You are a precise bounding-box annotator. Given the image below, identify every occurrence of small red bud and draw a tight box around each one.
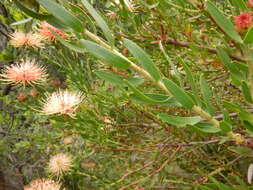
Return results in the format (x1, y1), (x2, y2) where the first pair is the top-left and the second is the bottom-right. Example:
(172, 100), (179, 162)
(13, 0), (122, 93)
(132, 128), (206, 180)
(17, 93), (27, 102)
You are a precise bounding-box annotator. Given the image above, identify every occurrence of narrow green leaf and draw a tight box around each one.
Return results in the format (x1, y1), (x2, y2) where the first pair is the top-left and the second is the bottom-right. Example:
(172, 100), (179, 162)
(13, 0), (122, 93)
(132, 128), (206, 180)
(241, 81), (253, 103)
(123, 38), (162, 81)
(200, 75), (212, 100)
(124, 80), (172, 104)
(81, 0), (114, 45)
(239, 111), (253, 123)
(222, 109), (231, 123)
(192, 123), (221, 133)
(220, 121), (232, 133)
(200, 75), (216, 115)
(230, 0), (248, 11)
(14, 0), (51, 20)
(37, 0), (83, 32)
(217, 47), (244, 85)
(206, 1), (242, 43)
(11, 18), (33, 26)
(243, 121), (253, 133)
(228, 146), (253, 157)
(95, 71), (124, 87)
(181, 61), (201, 105)
(159, 113), (202, 127)
(130, 94), (181, 106)
(244, 27), (253, 44)
(223, 101), (242, 112)
(95, 71), (143, 88)
(162, 79), (195, 109)
(80, 40), (131, 69)
(198, 186), (213, 190)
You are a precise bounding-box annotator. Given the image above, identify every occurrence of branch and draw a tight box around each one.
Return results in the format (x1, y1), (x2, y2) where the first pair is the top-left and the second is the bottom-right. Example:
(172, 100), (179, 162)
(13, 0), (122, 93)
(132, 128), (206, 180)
(165, 37), (245, 62)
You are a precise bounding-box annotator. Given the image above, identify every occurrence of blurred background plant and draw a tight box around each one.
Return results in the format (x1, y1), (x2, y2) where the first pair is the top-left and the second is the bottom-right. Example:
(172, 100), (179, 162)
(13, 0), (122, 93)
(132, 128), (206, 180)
(1, 0), (253, 189)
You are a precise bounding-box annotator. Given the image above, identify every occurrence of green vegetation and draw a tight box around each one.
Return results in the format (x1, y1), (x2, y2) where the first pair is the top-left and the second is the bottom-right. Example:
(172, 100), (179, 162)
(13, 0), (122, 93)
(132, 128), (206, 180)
(1, 0), (253, 189)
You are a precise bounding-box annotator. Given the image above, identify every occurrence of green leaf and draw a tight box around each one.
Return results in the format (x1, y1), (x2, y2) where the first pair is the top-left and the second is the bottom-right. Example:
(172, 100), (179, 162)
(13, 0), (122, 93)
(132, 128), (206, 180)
(241, 81), (253, 103)
(198, 186), (213, 190)
(181, 61), (200, 105)
(223, 101), (242, 112)
(54, 35), (86, 53)
(230, 0), (248, 11)
(192, 123), (221, 133)
(11, 17), (33, 26)
(81, 0), (114, 45)
(95, 71), (144, 88)
(243, 121), (253, 133)
(239, 111), (253, 123)
(200, 75), (216, 115)
(244, 27), (253, 44)
(206, 1), (242, 43)
(37, 0), (83, 32)
(220, 121), (232, 133)
(222, 109), (231, 123)
(162, 78), (195, 109)
(217, 47), (243, 85)
(158, 113), (202, 127)
(14, 0), (51, 20)
(95, 71), (125, 87)
(80, 40), (131, 69)
(124, 80), (172, 104)
(228, 146), (253, 157)
(200, 75), (212, 100)
(123, 38), (162, 81)
(130, 94), (181, 106)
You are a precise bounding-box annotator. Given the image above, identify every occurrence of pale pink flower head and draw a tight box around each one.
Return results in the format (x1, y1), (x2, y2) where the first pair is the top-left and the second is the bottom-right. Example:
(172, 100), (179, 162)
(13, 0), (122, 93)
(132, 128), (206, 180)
(247, 0), (253, 8)
(39, 22), (68, 40)
(9, 31), (43, 47)
(48, 153), (73, 176)
(41, 90), (84, 116)
(0, 60), (47, 86)
(234, 12), (253, 30)
(23, 178), (62, 190)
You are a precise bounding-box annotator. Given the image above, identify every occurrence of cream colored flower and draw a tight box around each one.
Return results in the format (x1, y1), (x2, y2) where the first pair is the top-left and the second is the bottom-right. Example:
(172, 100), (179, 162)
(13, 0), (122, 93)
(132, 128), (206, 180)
(48, 153), (73, 176)
(0, 60), (47, 86)
(10, 31), (43, 47)
(41, 90), (84, 116)
(23, 178), (62, 190)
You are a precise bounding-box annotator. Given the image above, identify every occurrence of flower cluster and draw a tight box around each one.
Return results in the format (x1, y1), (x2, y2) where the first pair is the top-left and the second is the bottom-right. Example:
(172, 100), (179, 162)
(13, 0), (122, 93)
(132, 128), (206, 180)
(41, 90), (84, 117)
(10, 31), (43, 47)
(39, 22), (69, 40)
(48, 153), (73, 176)
(24, 178), (62, 190)
(233, 1), (253, 31)
(234, 12), (253, 30)
(0, 60), (47, 86)
(10, 22), (68, 48)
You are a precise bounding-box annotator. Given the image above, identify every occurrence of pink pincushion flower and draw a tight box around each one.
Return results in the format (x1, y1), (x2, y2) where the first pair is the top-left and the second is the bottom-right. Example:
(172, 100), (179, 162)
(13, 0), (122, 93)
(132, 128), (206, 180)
(234, 12), (253, 30)
(24, 178), (62, 190)
(39, 22), (68, 40)
(41, 90), (84, 116)
(0, 60), (47, 86)
(9, 31), (43, 47)
(48, 153), (73, 176)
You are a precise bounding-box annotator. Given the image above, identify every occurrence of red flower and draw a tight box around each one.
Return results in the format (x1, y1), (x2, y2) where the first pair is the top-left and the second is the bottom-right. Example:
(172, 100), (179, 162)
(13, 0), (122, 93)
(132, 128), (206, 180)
(17, 93), (27, 102)
(234, 12), (253, 30)
(39, 22), (68, 40)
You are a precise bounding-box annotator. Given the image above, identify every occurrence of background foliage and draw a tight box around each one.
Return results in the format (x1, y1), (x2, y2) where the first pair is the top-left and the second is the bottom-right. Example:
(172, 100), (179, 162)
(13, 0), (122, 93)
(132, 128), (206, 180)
(1, 0), (253, 189)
